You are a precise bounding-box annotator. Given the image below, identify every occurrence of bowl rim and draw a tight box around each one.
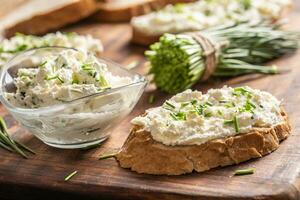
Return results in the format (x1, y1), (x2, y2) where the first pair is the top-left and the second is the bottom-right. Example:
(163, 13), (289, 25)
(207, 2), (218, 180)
(0, 47), (147, 114)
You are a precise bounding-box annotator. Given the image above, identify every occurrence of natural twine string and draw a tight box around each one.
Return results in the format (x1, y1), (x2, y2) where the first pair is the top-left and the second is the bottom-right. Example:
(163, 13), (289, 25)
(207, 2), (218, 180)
(187, 32), (218, 81)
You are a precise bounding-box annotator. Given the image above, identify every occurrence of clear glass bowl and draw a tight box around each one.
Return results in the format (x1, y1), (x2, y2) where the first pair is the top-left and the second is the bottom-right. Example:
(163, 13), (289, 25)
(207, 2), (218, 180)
(0, 47), (147, 149)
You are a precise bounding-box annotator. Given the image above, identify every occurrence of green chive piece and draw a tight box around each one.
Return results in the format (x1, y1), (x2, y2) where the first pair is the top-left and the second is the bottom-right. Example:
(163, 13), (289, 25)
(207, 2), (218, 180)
(164, 101), (176, 109)
(170, 113), (178, 120)
(224, 119), (234, 125)
(234, 168), (255, 176)
(126, 61), (139, 70)
(39, 61), (47, 67)
(234, 116), (240, 133)
(64, 170), (78, 181)
(0, 117), (34, 158)
(99, 152), (118, 160)
(148, 94), (155, 104)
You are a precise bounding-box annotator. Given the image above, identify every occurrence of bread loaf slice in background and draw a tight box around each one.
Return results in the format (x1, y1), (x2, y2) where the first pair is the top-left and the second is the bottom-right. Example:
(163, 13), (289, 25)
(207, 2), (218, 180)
(0, 0), (97, 37)
(91, 0), (195, 22)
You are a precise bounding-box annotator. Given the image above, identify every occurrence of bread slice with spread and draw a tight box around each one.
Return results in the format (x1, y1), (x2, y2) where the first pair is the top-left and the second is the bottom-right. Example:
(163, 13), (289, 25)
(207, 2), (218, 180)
(131, 0), (292, 45)
(117, 86), (291, 175)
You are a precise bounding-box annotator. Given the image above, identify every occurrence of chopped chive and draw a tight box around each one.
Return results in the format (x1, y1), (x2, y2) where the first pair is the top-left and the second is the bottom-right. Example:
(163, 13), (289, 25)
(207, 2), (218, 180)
(224, 119), (234, 125)
(204, 112), (212, 117)
(234, 168), (255, 176)
(247, 100), (256, 108)
(57, 76), (64, 83)
(217, 110), (223, 116)
(165, 101), (176, 109)
(39, 61), (47, 67)
(126, 61), (139, 70)
(234, 116), (240, 133)
(98, 75), (110, 88)
(191, 99), (197, 105)
(181, 102), (189, 108)
(99, 152), (117, 160)
(64, 170), (77, 181)
(259, 105), (264, 108)
(205, 101), (213, 106)
(170, 113), (178, 120)
(219, 100), (228, 103)
(148, 94), (155, 104)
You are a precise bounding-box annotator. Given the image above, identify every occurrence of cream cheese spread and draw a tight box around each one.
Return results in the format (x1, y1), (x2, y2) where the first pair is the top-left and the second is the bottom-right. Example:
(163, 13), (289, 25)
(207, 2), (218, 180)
(132, 86), (284, 146)
(0, 32), (103, 68)
(131, 0), (291, 35)
(5, 49), (132, 108)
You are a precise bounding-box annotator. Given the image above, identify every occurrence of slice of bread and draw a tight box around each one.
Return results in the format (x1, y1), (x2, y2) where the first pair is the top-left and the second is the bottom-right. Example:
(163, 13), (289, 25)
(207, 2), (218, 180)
(131, 1), (292, 46)
(117, 109), (291, 175)
(91, 0), (195, 22)
(0, 0), (97, 37)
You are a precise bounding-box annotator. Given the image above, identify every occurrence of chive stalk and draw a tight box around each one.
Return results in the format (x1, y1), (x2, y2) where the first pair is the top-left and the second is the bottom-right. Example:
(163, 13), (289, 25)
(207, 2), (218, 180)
(146, 22), (300, 93)
(234, 168), (255, 176)
(64, 170), (78, 181)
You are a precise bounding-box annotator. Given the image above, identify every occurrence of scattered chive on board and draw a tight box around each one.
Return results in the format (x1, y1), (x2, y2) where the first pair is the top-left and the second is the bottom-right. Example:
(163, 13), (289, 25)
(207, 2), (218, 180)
(148, 94), (155, 104)
(64, 170), (78, 181)
(99, 152), (118, 160)
(234, 168), (255, 176)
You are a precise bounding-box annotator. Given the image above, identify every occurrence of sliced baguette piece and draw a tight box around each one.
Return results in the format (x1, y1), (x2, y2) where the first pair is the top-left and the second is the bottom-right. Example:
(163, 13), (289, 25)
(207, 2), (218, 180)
(131, 0), (293, 46)
(1, 0), (97, 38)
(117, 109), (291, 175)
(91, 0), (195, 22)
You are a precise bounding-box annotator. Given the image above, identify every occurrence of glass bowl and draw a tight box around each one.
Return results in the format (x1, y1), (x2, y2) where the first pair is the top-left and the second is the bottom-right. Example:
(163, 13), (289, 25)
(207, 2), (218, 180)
(0, 47), (147, 149)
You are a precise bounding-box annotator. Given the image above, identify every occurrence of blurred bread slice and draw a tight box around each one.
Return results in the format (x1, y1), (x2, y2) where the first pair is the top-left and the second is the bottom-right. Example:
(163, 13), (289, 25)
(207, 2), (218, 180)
(1, 0), (97, 37)
(91, 0), (195, 22)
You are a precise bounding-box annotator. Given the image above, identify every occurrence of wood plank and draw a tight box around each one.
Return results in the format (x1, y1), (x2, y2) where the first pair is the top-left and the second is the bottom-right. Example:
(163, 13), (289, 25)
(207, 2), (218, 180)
(0, 3), (300, 200)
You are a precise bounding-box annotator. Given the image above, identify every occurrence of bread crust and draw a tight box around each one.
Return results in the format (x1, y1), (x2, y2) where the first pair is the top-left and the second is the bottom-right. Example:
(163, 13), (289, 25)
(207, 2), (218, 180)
(4, 0), (97, 37)
(91, 0), (196, 22)
(116, 109), (291, 175)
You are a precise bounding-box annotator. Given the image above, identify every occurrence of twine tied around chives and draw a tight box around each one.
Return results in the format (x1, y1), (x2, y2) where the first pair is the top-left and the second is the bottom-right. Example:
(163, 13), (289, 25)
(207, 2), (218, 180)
(187, 32), (219, 81)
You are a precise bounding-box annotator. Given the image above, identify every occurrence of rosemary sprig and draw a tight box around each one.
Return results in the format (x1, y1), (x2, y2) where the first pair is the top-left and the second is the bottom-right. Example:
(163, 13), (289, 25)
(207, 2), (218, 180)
(0, 117), (35, 158)
(64, 170), (78, 181)
(234, 168), (255, 176)
(146, 21), (300, 93)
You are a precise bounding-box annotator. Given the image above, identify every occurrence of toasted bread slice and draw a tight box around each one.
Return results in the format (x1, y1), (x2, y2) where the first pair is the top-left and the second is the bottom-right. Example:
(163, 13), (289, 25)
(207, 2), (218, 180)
(91, 0), (195, 22)
(117, 109), (291, 175)
(1, 0), (97, 37)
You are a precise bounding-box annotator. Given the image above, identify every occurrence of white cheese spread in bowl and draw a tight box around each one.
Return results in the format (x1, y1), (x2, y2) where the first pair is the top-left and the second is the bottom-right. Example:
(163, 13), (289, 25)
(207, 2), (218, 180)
(132, 86), (283, 146)
(0, 47), (146, 149)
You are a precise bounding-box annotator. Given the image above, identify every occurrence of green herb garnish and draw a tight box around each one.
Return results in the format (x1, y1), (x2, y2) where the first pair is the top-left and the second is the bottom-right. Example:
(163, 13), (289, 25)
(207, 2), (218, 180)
(64, 170), (78, 181)
(170, 112), (186, 121)
(45, 75), (64, 83)
(164, 101), (176, 109)
(99, 152), (118, 160)
(234, 168), (255, 176)
(0, 117), (35, 158)
(148, 94), (155, 104)
(233, 116), (240, 133)
(39, 61), (47, 67)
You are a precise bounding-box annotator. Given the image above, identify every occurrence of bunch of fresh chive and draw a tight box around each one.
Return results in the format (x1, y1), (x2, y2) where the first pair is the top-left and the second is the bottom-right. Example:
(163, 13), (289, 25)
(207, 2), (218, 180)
(146, 21), (300, 93)
(0, 117), (35, 158)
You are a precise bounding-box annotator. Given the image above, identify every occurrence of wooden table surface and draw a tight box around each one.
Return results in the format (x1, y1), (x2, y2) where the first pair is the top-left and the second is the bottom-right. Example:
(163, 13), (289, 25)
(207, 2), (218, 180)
(0, 2), (300, 200)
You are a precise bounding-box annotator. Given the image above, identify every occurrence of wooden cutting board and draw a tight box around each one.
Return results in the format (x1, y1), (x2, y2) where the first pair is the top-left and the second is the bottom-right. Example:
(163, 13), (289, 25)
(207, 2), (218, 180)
(0, 4), (300, 200)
